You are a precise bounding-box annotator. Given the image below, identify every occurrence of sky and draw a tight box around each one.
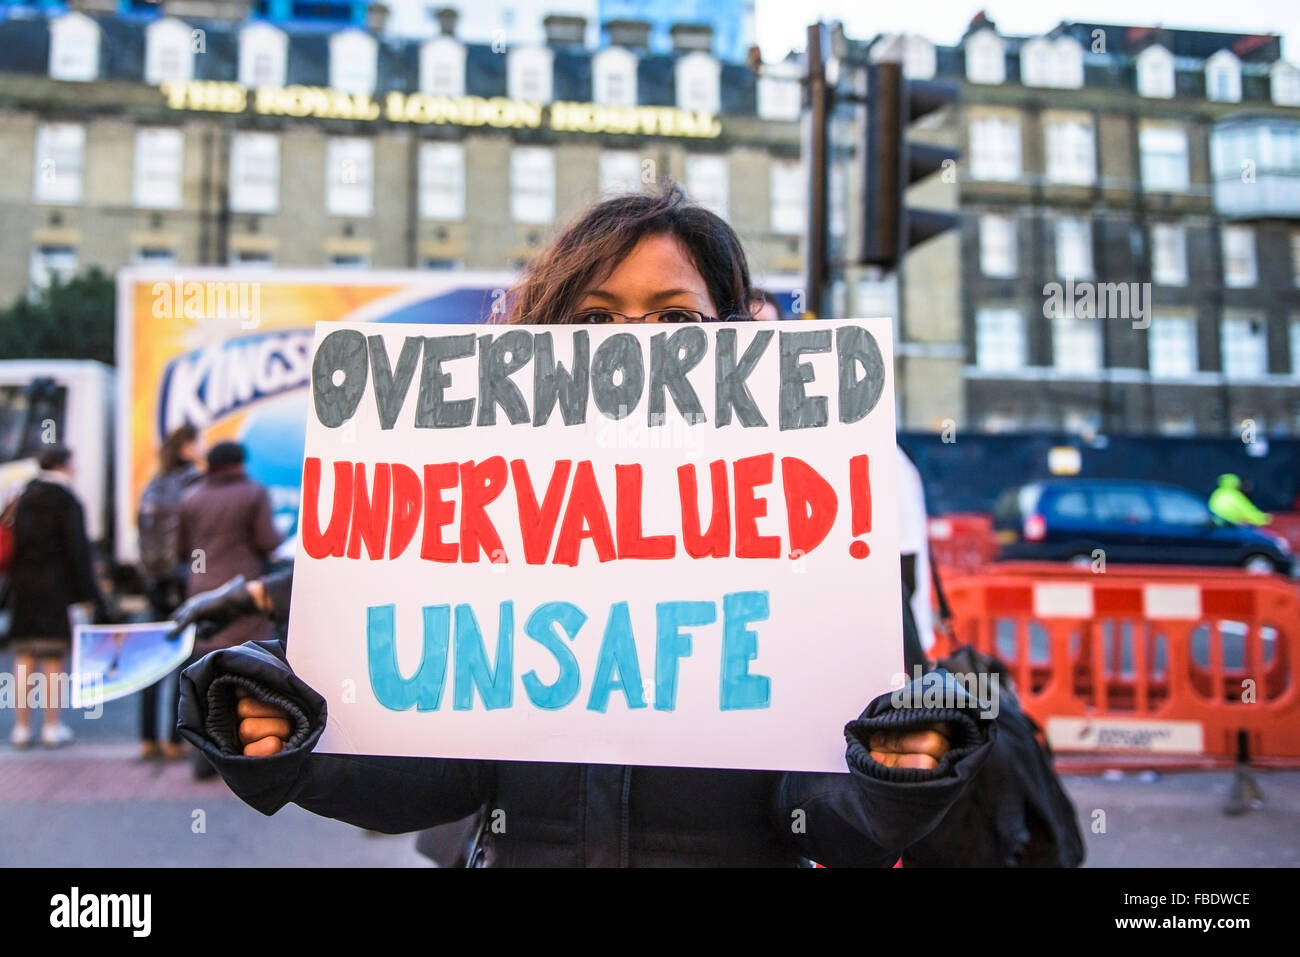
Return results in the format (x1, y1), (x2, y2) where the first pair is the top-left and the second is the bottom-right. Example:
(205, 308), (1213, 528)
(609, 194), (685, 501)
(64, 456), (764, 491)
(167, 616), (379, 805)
(754, 0), (1300, 60)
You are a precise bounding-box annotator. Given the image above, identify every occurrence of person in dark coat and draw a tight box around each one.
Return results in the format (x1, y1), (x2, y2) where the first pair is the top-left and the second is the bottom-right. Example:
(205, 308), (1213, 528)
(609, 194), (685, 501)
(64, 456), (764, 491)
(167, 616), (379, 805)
(7, 446), (102, 749)
(176, 186), (998, 865)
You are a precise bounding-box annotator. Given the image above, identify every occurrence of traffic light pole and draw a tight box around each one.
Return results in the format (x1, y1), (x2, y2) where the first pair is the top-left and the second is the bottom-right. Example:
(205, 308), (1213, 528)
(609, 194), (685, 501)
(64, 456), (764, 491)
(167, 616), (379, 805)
(803, 23), (830, 319)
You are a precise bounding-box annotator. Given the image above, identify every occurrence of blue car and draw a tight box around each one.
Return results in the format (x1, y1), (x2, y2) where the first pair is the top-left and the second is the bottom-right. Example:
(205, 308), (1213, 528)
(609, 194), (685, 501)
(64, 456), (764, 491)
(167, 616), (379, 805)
(993, 478), (1295, 574)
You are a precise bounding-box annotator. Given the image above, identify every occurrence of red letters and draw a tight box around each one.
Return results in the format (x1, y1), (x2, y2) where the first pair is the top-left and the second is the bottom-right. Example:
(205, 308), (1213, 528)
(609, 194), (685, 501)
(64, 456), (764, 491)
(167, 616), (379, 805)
(420, 462), (458, 562)
(733, 453), (781, 559)
(459, 457), (508, 563)
(615, 464), (675, 560)
(513, 459), (572, 564)
(301, 457), (351, 559)
(552, 461), (617, 566)
(677, 460), (730, 558)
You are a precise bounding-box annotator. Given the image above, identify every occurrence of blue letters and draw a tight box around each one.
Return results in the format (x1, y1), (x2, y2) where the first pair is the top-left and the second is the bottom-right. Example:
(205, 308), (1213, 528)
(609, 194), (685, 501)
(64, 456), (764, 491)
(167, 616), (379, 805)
(453, 602), (514, 710)
(366, 603), (450, 711)
(587, 601), (647, 713)
(721, 591), (772, 710)
(654, 600), (717, 711)
(522, 602), (585, 709)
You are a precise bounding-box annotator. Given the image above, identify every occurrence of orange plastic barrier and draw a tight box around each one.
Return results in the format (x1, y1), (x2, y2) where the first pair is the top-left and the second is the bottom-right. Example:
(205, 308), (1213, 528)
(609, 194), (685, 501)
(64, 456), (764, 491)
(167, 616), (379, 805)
(1269, 512), (1300, 555)
(930, 562), (1300, 769)
(928, 513), (997, 576)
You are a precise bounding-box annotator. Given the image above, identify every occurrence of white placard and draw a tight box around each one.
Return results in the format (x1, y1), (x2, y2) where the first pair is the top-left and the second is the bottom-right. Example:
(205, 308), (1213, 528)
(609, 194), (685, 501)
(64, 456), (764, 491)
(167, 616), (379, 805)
(287, 319), (902, 772)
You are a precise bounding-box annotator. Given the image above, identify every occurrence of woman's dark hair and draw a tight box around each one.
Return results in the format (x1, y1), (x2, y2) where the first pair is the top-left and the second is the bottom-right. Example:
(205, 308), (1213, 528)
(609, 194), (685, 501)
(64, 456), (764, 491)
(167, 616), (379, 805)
(504, 183), (753, 326)
(38, 445), (72, 471)
(160, 423), (199, 473)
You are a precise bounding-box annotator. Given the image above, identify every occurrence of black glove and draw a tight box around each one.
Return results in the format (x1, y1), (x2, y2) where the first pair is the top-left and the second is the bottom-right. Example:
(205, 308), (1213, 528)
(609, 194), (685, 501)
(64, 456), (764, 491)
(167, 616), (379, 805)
(169, 575), (257, 643)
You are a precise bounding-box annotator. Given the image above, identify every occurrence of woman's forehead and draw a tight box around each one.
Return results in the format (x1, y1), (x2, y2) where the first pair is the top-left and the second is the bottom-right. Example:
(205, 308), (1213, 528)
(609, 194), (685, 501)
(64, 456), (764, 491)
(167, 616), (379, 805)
(586, 234), (710, 303)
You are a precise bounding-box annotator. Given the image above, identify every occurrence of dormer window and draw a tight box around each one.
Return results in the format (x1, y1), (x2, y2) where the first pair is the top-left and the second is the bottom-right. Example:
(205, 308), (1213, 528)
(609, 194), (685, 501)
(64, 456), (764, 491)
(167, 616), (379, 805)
(507, 46), (554, 104)
(757, 59), (801, 121)
(593, 47), (637, 107)
(903, 35), (936, 80)
(1136, 45), (1175, 99)
(1021, 35), (1084, 88)
(420, 35), (466, 97)
(676, 51), (720, 114)
(330, 29), (377, 96)
(965, 28), (1005, 85)
(1273, 61), (1300, 106)
(49, 12), (99, 82)
(145, 18), (195, 85)
(1206, 50), (1242, 103)
(239, 23), (287, 88)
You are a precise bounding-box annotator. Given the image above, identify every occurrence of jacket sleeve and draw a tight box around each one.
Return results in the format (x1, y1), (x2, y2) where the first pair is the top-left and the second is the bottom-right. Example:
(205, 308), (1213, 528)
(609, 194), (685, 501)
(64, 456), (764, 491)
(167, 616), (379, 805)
(772, 669), (997, 867)
(177, 637), (489, 833)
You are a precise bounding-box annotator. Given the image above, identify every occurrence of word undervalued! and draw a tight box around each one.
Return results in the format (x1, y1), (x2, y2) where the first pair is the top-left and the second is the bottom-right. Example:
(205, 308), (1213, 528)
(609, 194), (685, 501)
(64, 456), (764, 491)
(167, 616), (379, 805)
(367, 592), (772, 713)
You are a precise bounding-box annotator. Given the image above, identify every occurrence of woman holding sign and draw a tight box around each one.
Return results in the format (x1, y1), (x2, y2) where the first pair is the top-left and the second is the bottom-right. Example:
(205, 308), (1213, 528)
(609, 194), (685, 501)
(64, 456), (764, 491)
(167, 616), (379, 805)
(176, 186), (995, 867)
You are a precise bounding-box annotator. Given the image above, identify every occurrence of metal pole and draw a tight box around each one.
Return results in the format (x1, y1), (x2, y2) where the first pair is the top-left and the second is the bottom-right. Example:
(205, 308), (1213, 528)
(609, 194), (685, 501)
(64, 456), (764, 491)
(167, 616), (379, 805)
(804, 23), (829, 318)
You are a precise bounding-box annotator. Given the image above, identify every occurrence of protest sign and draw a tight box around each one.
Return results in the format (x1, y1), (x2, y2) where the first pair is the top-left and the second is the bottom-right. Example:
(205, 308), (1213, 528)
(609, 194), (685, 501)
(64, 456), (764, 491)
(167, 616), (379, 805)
(71, 622), (195, 709)
(287, 318), (901, 773)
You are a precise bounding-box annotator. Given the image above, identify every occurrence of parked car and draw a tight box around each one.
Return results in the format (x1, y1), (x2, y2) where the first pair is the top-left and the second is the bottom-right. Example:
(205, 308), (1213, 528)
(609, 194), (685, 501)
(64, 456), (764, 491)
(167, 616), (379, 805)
(993, 478), (1295, 574)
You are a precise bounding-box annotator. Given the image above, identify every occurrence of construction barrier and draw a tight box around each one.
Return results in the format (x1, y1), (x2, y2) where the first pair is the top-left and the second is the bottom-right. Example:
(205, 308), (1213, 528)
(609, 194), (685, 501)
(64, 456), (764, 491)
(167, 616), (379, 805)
(927, 513), (997, 576)
(930, 562), (1300, 769)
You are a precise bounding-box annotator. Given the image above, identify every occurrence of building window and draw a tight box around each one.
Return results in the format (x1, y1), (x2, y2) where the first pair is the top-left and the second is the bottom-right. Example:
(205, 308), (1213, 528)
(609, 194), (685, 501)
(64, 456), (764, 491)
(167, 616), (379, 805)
(598, 151), (642, 198)
(686, 155), (728, 220)
(969, 116), (1021, 182)
(965, 29), (1005, 85)
(239, 23), (288, 88)
(32, 123), (84, 205)
(593, 47), (637, 107)
(1206, 50), (1242, 103)
(975, 307), (1025, 371)
(133, 127), (183, 209)
(676, 51), (721, 114)
(1151, 224), (1188, 286)
(1273, 62), (1300, 107)
(1020, 36), (1084, 89)
(770, 160), (805, 235)
(510, 147), (555, 224)
(1053, 315), (1101, 373)
(145, 18), (194, 85)
(1139, 125), (1190, 192)
(1290, 318), (1300, 374)
(326, 138), (373, 217)
(757, 63), (801, 121)
(229, 250), (273, 268)
(229, 132), (279, 214)
(329, 254), (369, 269)
(1044, 118), (1095, 185)
(330, 29), (377, 95)
(28, 245), (78, 299)
(419, 36), (466, 97)
(1222, 315), (1267, 379)
(49, 12), (99, 82)
(1222, 226), (1257, 288)
(1149, 316), (1197, 378)
(507, 46), (554, 104)
(133, 247), (177, 266)
(1136, 45), (1175, 99)
(1055, 217), (1093, 280)
(978, 215), (1017, 277)
(418, 142), (465, 220)
(421, 258), (463, 271)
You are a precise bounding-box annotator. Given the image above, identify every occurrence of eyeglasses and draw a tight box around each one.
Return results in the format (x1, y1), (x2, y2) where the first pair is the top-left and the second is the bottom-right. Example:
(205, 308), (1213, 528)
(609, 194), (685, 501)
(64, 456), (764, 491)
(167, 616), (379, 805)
(567, 308), (720, 325)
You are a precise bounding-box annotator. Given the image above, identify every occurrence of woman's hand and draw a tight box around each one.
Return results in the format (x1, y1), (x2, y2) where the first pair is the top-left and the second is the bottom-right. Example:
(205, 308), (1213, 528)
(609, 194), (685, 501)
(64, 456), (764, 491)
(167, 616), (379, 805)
(868, 722), (952, 770)
(235, 687), (293, 757)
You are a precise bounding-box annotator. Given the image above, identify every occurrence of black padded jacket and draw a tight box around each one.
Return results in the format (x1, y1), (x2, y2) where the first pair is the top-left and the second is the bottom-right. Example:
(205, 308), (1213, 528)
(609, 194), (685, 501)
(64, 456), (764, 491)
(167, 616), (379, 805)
(178, 638), (996, 867)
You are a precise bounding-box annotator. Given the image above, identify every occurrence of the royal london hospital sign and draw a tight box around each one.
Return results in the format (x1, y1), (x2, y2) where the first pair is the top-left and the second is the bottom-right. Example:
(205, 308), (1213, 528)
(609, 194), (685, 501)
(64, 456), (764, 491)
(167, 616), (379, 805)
(159, 81), (723, 138)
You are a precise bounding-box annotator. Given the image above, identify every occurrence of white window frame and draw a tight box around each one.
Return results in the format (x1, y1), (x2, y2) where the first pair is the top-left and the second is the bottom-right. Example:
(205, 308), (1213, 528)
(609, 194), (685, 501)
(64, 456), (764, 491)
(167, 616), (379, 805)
(686, 154), (728, 220)
(28, 245), (78, 299)
(1149, 315), (1198, 378)
(903, 35), (936, 80)
(228, 132), (279, 214)
(1221, 314), (1267, 379)
(1136, 45), (1175, 99)
(1053, 314), (1102, 373)
(239, 23), (288, 89)
(1272, 61), (1300, 107)
(133, 127), (184, 210)
(419, 142), (465, 220)
(33, 123), (84, 205)
(1044, 117), (1096, 185)
(1222, 226), (1257, 288)
(975, 307), (1025, 371)
(965, 29), (1005, 85)
(1022, 36), (1083, 89)
(593, 47), (637, 107)
(676, 51), (721, 114)
(326, 137), (374, 218)
(1206, 50), (1242, 104)
(969, 115), (1022, 182)
(978, 214), (1017, 278)
(1140, 124), (1190, 192)
(757, 61), (801, 121)
(510, 147), (555, 224)
(507, 46), (554, 104)
(145, 17), (194, 85)
(49, 12), (99, 82)
(1055, 217), (1094, 280)
(1151, 224), (1188, 286)
(770, 160), (805, 235)
(329, 29), (377, 96)
(419, 36), (466, 98)
(598, 150), (642, 198)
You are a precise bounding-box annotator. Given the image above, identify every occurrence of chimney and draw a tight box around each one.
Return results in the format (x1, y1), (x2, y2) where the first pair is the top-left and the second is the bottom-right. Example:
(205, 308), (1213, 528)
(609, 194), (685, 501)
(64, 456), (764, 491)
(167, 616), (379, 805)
(434, 6), (458, 37)
(543, 14), (586, 48)
(669, 23), (714, 55)
(606, 19), (652, 51)
(365, 2), (390, 33)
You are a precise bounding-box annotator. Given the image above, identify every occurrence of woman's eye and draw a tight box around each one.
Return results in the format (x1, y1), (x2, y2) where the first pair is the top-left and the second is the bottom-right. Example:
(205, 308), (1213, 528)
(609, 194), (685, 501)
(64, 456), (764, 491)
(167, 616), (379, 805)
(576, 311), (616, 324)
(658, 310), (697, 324)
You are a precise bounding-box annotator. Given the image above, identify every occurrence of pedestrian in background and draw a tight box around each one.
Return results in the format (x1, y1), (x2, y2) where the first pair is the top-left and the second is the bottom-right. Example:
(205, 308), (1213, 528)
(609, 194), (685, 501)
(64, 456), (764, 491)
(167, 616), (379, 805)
(135, 423), (203, 760)
(6, 446), (103, 749)
(749, 287), (785, 321)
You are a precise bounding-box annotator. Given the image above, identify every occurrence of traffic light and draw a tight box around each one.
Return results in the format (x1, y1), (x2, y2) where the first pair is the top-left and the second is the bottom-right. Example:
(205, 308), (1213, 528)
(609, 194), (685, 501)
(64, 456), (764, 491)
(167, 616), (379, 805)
(860, 60), (960, 269)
